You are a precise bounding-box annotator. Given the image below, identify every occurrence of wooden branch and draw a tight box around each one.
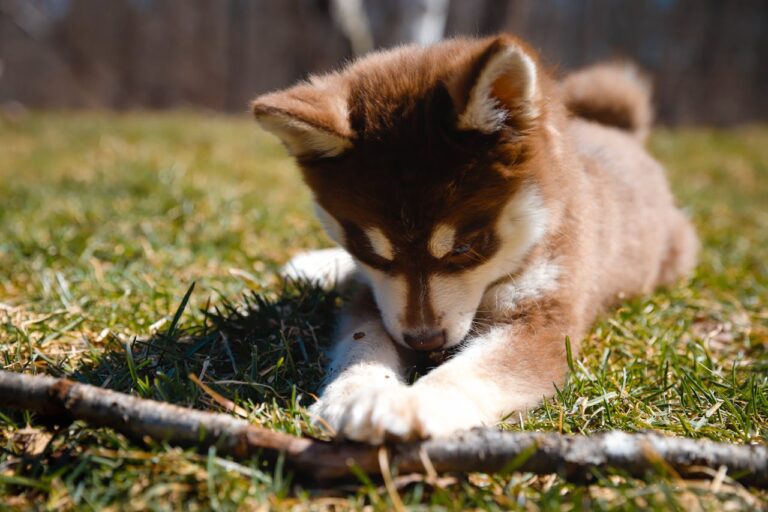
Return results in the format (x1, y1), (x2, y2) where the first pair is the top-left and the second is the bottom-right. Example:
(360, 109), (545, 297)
(0, 370), (765, 487)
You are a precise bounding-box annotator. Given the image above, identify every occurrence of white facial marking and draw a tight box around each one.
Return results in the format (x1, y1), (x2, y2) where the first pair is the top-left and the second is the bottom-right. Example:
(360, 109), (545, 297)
(361, 265), (408, 344)
(429, 273), (479, 345)
(358, 184), (551, 348)
(364, 227), (394, 260)
(313, 201), (345, 246)
(495, 184), (549, 260)
(459, 45), (539, 133)
(429, 184), (550, 347)
(428, 223), (456, 259)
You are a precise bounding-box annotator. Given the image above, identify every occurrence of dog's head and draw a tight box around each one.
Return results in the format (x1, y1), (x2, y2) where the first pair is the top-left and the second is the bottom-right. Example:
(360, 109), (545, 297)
(252, 36), (558, 350)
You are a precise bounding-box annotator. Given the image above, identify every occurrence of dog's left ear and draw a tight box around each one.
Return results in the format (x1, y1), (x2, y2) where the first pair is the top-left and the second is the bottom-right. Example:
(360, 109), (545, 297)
(448, 36), (541, 133)
(251, 79), (352, 159)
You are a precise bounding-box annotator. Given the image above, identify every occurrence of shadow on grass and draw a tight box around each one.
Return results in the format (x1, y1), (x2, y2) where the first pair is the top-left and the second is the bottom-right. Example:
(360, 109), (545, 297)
(73, 281), (342, 412)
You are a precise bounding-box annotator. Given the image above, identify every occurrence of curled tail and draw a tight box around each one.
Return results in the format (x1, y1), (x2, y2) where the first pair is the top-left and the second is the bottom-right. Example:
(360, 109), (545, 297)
(561, 62), (653, 142)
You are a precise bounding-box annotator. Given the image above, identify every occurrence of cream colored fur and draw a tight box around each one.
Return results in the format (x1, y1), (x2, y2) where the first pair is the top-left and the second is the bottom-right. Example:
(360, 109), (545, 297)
(427, 224), (456, 259)
(364, 227), (395, 260)
(256, 112), (351, 158)
(259, 36), (698, 443)
(289, 119), (696, 442)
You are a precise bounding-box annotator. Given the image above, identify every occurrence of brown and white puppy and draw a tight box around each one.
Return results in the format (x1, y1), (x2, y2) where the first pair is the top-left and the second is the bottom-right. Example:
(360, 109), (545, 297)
(251, 35), (698, 443)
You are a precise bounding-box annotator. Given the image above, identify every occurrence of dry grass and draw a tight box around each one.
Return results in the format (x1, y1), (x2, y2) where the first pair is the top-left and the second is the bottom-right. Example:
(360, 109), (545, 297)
(0, 112), (766, 510)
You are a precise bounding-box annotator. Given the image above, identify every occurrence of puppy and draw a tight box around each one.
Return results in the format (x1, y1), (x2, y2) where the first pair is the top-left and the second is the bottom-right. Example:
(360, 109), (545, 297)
(251, 35), (698, 443)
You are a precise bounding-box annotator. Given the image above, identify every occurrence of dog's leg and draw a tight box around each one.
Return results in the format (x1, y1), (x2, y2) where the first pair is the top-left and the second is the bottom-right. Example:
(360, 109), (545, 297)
(308, 297), (407, 441)
(334, 294), (574, 442)
(404, 321), (569, 438)
(281, 247), (360, 289)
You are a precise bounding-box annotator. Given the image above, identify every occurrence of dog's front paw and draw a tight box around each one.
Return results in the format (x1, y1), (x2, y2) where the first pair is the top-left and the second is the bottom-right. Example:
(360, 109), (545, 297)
(311, 385), (485, 444)
(307, 384), (404, 442)
(281, 248), (356, 289)
(307, 392), (351, 434)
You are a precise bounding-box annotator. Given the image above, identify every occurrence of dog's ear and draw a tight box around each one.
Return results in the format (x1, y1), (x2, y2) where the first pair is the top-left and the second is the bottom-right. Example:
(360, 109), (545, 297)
(448, 36), (541, 133)
(251, 80), (352, 159)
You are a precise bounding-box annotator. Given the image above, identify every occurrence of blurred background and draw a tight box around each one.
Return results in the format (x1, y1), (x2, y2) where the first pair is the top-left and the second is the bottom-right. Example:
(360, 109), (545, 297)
(1, 0), (766, 125)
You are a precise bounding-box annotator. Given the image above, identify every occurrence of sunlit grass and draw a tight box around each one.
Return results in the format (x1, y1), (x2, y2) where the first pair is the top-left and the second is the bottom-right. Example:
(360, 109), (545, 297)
(0, 112), (765, 510)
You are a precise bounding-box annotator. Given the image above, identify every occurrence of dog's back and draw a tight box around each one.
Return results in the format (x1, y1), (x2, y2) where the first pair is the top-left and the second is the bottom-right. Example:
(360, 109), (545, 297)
(560, 64), (698, 317)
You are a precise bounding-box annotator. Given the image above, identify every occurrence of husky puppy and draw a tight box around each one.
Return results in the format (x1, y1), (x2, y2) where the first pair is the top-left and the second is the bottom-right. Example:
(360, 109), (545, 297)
(251, 35), (698, 443)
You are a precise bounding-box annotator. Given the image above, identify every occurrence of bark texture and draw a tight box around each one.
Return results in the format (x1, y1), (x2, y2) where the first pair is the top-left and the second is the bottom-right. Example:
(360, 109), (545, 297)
(0, 370), (765, 487)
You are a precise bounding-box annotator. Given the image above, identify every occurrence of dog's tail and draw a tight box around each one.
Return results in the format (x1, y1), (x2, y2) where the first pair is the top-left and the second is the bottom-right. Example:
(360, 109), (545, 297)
(561, 62), (652, 143)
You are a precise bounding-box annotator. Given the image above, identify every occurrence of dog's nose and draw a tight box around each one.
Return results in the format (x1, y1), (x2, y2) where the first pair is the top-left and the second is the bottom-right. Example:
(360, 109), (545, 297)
(403, 330), (446, 351)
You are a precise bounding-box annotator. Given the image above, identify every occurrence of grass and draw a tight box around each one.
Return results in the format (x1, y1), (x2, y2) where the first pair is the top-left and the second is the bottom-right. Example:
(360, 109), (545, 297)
(0, 111), (766, 510)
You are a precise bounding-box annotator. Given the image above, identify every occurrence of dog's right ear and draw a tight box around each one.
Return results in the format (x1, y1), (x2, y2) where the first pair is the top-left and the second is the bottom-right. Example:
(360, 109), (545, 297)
(251, 80), (353, 159)
(448, 36), (542, 134)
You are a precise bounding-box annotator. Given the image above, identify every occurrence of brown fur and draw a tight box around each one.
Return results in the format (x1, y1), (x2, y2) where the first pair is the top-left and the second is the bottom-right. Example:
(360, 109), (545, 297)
(253, 37), (554, 329)
(251, 35), (698, 442)
(561, 62), (653, 142)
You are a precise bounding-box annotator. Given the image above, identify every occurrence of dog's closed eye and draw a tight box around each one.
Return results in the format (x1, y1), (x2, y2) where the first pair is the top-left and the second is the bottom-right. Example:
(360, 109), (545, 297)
(449, 243), (472, 256)
(442, 232), (495, 268)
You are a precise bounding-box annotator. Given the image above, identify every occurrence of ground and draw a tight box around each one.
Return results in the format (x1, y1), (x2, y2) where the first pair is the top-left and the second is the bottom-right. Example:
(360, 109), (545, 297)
(0, 112), (766, 510)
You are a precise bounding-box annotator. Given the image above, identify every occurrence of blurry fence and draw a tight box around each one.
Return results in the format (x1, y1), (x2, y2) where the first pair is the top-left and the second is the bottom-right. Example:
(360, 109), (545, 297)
(1, 0), (766, 125)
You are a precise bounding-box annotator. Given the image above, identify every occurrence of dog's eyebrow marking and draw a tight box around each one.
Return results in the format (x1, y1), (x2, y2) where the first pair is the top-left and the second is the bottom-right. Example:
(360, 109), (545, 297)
(365, 227), (394, 260)
(428, 224), (456, 259)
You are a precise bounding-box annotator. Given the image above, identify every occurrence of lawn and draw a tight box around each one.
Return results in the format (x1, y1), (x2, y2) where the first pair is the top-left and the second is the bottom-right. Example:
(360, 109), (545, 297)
(0, 111), (766, 510)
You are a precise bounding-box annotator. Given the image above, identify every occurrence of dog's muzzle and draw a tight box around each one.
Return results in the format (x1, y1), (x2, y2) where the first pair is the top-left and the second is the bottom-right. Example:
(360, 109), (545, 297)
(403, 329), (446, 351)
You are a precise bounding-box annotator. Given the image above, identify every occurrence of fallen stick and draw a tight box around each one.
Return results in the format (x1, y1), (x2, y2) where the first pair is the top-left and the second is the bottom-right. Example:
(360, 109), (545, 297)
(0, 370), (765, 487)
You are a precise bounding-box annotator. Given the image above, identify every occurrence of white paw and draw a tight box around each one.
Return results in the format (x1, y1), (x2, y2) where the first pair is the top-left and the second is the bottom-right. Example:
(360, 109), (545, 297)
(281, 248), (357, 289)
(310, 385), (486, 444)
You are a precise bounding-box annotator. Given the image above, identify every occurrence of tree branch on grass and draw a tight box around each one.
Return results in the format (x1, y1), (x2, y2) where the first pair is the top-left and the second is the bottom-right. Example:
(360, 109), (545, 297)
(0, 370), (765, 487)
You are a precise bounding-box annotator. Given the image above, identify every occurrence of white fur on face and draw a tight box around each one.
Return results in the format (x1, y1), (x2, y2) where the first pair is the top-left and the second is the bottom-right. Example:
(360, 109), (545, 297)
(364, 227), (395, 260)
(458, 44), (539, 133)
(313, 201), (346, 246)
(358, 184), (551, 348)
(429, 273), (480, 345)
(428, 223), (456, 259)
(361, 265), (409, 344)
(427, 184), (551, 346)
